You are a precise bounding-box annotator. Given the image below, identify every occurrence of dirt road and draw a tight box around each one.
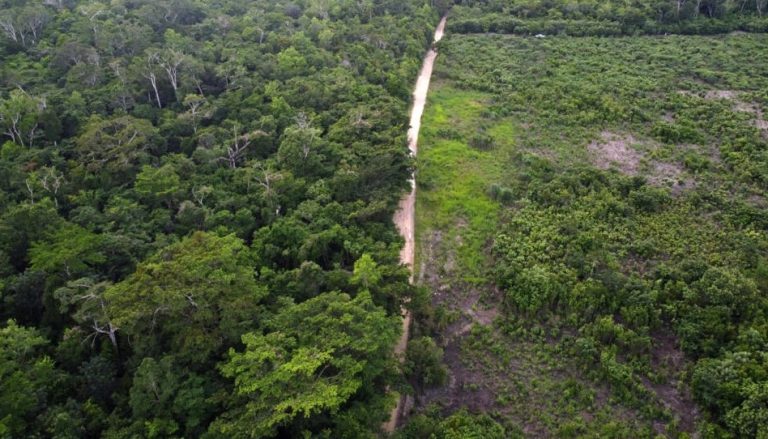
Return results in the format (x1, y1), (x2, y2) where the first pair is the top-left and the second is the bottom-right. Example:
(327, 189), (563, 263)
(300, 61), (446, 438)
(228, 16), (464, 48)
(384, 15), (447, 434)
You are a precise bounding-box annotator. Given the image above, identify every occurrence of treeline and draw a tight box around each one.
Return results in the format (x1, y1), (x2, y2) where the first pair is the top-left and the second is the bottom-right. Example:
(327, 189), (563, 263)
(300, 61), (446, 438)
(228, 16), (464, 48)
(0, 0), (441, 437)
(448, 0), (768, 35)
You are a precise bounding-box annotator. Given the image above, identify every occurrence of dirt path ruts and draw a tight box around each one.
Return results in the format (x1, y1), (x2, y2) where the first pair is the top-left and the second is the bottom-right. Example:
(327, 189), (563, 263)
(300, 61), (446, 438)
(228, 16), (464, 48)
(383, 15), (447, 434)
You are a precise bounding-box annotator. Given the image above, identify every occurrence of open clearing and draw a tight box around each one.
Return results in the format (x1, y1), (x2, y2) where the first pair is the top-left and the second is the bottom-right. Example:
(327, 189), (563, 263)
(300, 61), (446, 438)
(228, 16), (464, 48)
(409, 32), (768, 437)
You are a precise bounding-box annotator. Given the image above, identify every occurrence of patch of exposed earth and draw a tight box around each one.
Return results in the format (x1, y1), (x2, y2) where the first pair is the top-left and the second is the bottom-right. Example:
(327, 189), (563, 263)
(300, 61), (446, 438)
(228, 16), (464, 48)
(587, 131), (695, 193)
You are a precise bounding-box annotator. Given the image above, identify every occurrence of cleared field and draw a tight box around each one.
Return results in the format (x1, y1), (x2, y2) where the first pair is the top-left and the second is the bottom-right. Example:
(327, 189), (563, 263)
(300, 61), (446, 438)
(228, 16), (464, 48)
(408, 33), (768, 437)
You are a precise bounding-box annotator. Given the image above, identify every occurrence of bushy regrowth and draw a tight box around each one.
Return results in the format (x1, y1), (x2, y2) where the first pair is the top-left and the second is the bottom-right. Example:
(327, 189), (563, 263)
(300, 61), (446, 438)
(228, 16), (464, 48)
(415, 31), (768, 436)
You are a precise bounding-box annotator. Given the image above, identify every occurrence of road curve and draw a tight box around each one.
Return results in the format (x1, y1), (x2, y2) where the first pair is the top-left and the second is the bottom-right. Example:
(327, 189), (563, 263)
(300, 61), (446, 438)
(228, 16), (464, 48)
(384, 15), (447, 434)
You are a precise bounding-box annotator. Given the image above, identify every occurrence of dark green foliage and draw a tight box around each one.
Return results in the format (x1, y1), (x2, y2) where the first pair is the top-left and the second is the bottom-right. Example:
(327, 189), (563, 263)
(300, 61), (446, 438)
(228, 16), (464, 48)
(0, 320), (58, 436)
(404, 336), (448, 392)
(105, 232), (266, 363)
(469, 128), (495, 150)
(488, 183), (514, 203)
(398, 408), (508, 439)
(0, 0), (441, 436)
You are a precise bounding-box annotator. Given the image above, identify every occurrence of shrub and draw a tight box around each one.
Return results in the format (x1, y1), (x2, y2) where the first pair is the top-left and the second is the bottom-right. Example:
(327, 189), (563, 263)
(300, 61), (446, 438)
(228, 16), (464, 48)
(469, 131), (495, 150)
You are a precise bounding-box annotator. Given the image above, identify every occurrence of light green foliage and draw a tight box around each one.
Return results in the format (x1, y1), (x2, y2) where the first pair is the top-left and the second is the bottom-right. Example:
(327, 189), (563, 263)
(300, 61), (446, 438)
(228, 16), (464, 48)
(398, 409), (507, 439)
(29, 222), (105, 279)
(276, 47), (309, 78)
(0, 320), (56, 437)
(0, 89), (42, 147)
(214, 291), (399, 438)
(106, 232), (266, 362)
(134, 164), (182, 208)
(499, 260), (574, 315)
(416, 88), (510, 281)
(351, 253), (382, 290)
(440, 410), (507, 439)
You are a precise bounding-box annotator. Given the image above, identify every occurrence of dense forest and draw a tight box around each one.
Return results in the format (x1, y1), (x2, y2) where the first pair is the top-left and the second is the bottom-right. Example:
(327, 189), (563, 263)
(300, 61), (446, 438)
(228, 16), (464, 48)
(0, 0), (450, 437)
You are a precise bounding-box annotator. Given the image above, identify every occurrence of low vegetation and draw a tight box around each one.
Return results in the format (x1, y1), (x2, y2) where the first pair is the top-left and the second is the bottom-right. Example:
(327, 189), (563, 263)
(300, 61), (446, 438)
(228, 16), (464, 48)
(409, 30), (768, 437)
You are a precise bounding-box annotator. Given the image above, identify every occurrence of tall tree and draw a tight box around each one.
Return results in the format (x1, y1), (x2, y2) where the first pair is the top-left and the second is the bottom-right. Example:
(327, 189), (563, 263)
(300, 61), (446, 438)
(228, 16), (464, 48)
(0, 320), (57, 437)
(212, 291), (399, 438)
(105, 232), (266, 363)
(0, 89), (43, 148)
(74, 115), (161, 176)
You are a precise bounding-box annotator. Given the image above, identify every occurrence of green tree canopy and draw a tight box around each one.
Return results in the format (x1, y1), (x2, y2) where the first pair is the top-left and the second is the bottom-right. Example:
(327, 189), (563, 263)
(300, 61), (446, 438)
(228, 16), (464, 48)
(0, 320), (57, 437)
(29, 223), (105, 280)
(74, 115), (162, 177)
(105, 232), (266, 363)
(213, 291), (399, 438)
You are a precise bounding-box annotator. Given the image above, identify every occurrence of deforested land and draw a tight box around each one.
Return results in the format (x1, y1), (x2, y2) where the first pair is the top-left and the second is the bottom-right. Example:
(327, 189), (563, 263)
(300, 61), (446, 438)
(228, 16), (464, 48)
(400, 6), (768, 439)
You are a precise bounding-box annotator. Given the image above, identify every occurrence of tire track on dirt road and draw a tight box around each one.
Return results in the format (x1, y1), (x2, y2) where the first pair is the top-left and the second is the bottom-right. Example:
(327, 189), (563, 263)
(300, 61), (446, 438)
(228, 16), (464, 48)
(383, 15), (447, 434)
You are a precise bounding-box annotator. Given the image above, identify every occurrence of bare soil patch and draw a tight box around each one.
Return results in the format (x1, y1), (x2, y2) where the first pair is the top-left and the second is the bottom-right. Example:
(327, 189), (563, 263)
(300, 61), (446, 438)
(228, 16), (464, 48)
(734, 100), (768, 135)
(588, 131), (694, 192)
(704, 89), (737, 100)
(588, 131), (643, 175)
(649, 161), (696, 194)
(677, 89), (737, 100)
(412, 226), (504, 413)
(748, 193), (767, 208)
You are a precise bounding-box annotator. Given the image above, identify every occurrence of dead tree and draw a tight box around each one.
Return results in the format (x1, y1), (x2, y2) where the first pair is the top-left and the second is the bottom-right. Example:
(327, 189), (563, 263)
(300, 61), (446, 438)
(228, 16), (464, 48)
(144, 52), (163, 108)
(159, 50), (185, 99)
(219, 127), (268, 169)
(40, 167), (65, 208)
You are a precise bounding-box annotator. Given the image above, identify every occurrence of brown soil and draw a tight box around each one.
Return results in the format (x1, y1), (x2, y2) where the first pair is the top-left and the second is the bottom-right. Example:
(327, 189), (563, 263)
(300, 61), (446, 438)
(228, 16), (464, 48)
(704, 89), (737, 100)
(414, 227), (504, 412)
(588, 131), (643, 175)
(734, 100), (768, 135)
(677, 89), (737, 100)
(588, 131), (694, 192)
(384, 16), (447, 433)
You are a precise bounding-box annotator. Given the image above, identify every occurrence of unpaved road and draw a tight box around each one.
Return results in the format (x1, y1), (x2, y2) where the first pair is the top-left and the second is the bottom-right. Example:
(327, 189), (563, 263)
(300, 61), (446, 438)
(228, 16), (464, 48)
(384, 15), (447, 434)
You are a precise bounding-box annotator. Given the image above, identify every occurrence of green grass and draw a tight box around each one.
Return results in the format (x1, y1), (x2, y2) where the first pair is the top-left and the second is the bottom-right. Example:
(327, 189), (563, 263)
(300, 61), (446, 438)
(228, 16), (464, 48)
(415, 86), (516, 282)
